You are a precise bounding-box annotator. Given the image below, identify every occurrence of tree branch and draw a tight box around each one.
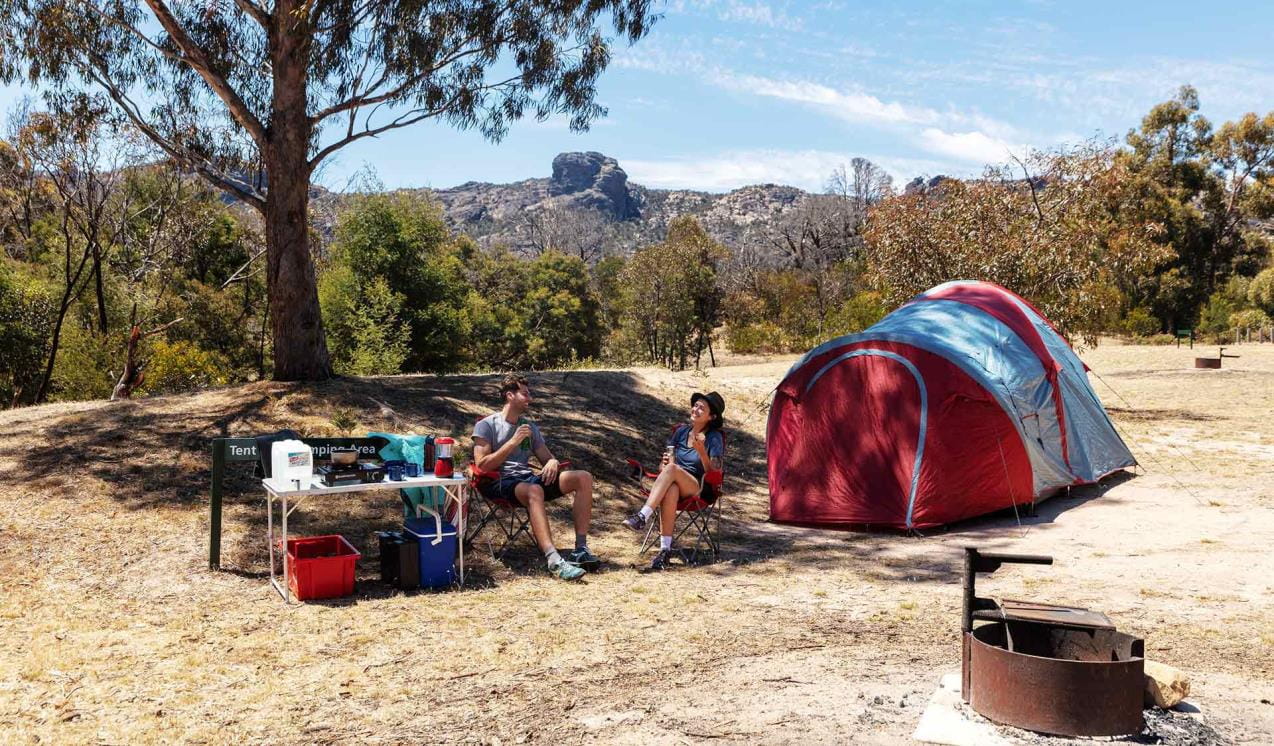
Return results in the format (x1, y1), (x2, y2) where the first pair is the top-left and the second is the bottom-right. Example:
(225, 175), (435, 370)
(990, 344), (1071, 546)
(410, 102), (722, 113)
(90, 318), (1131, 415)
(311, 42), (490, 124)
(308, 74), (522, 169)
(1013, 154), (1046, 229)
(232, 0), (270, 29)
(77, 59), (267, 211)
(140, 0), (268, 146)
(220, 246), (268, 288)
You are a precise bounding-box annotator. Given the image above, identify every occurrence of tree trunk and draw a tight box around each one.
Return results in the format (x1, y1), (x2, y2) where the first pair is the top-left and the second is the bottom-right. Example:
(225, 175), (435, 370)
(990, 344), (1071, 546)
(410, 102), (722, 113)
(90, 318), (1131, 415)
(265, 6), (331, 381)
(34, 308), (68, 404)
(93, 246), (108, 334)
(111, 325), (144, 400)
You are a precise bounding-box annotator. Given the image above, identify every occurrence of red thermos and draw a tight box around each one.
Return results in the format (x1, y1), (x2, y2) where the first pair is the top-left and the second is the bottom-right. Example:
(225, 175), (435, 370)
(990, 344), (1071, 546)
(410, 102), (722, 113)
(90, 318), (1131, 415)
(433, 437), (454, 478)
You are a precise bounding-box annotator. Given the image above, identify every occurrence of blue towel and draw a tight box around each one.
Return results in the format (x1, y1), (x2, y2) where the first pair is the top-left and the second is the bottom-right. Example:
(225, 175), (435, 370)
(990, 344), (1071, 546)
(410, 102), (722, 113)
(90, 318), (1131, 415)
(368, 432), (445, 516)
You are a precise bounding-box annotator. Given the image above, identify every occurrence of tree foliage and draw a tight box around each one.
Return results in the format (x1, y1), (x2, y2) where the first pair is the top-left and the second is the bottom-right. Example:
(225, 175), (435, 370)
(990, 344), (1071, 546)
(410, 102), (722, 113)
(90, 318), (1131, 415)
(863, 143), (1172, 344)
(322, 191), (469, 373)
(615, 216), (727, 369)
(1118, 86), (1274, 328)
(1248, 267), (1274, 317)
(0, 0), (657, 380)
(465, 247), (602, 370)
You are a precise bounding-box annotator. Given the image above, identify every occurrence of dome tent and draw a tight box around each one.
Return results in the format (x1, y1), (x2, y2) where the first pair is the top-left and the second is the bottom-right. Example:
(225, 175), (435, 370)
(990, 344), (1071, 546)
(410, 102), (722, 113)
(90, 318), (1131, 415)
(766, 280), (1135, 530)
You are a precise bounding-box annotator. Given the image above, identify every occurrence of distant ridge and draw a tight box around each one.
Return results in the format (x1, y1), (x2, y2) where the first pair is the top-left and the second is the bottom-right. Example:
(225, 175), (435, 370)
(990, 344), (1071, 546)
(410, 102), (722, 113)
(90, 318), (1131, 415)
(418, 151), (810, 255)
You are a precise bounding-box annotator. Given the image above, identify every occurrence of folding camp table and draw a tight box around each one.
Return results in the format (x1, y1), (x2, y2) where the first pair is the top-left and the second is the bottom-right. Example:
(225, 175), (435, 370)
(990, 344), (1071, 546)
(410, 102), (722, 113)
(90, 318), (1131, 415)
(263, 472), (469, 603)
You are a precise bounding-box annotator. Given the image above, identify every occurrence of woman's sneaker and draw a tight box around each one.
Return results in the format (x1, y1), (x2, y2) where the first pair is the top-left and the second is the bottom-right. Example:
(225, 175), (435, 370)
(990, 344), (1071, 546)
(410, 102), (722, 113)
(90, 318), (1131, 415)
(548, 558), (585, 581)
(645, 548), (677, 572)
(622, 512), (648, 532)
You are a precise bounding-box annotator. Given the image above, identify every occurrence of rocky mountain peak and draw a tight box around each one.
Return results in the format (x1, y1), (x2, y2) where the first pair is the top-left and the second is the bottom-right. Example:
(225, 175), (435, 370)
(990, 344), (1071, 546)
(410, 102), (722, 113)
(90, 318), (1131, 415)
(404, 151), (822, 257)
(547, 151), (639, 220)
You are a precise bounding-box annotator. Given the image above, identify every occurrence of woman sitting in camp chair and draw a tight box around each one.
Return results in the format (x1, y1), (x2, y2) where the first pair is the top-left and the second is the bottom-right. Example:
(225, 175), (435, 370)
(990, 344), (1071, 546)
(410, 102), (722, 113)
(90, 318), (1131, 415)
(623, 391), (725, 570)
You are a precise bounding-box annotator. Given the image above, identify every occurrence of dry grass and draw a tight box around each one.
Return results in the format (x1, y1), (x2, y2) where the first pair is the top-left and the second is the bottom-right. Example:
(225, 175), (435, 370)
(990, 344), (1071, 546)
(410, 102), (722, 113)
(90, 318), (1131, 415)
(1, 343), (1273, 743)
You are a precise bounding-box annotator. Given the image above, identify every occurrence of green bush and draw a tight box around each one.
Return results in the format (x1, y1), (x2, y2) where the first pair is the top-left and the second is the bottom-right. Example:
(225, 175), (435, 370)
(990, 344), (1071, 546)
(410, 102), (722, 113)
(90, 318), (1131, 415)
(49, 323), (120, 402)
(0, 265), (53, 405)
(137, 339), (230, 395)
(466, 249), (603, 369)
(725, 322), (787, 355)
(1229, 308), (1272, 329)
(825, 291), (887, 337)
(1125, 333), (1177, 346)
(1249, 268), (1274, 317)
(326, 191), (470, 372)
(1120, 307), (1160, 337)
(1196, 293), (1235, 334)
(320, 266), (410, 376)
(1221, 275), (1252, 306)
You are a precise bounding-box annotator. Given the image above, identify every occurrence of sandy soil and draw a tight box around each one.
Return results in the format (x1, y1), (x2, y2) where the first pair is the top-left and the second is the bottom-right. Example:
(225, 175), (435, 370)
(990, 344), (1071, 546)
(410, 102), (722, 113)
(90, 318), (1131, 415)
(0, 341), (1270, 744)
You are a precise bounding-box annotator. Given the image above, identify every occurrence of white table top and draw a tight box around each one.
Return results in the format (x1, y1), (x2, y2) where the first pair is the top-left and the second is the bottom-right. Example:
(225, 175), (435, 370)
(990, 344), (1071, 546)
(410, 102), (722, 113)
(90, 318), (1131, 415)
(263, 471), (469, 496)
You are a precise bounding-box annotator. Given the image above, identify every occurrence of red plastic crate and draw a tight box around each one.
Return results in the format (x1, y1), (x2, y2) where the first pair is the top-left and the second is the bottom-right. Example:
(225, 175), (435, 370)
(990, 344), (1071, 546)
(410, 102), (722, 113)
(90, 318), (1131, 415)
(286, 535), (360, 601)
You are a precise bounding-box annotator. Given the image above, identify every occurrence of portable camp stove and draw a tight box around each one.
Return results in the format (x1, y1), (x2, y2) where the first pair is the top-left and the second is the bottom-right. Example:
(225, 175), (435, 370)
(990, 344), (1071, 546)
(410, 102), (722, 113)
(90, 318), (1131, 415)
(316, 461), (386, 486)
(960, 547), (1145, 737)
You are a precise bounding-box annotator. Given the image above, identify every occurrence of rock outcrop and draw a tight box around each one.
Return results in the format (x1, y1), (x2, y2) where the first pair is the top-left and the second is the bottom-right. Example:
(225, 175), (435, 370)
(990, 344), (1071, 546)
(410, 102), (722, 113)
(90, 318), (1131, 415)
(423, 152), (810, 255)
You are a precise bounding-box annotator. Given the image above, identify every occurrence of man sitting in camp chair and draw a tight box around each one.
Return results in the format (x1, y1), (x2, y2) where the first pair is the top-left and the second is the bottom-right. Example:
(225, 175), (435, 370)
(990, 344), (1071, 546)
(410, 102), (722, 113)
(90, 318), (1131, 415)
(472, 374), (599, 581)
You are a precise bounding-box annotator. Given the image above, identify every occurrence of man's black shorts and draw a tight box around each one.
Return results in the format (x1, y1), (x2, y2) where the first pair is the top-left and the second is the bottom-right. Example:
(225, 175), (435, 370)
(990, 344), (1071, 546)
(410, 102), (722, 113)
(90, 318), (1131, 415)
(481, 473), (565, 503)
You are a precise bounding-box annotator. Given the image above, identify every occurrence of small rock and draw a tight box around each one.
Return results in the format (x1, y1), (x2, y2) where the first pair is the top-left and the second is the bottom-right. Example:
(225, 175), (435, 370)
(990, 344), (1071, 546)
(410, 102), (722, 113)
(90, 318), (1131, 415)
(1144, 659), (1190, 709)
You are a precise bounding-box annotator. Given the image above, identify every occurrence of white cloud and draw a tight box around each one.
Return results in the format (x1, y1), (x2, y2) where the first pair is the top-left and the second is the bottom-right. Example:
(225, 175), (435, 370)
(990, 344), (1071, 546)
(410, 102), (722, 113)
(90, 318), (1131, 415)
(712, 72), (941, 125)
(718, 1), (804, 32)
(612, 44), (707, 75)
(917, 128), (1030, 165)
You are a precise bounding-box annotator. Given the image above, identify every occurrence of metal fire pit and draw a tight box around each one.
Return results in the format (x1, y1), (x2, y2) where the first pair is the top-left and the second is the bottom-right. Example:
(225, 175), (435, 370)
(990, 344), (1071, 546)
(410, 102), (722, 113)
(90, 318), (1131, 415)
(960, 547), (1144, 737)
(1195, 347), (1239, 369)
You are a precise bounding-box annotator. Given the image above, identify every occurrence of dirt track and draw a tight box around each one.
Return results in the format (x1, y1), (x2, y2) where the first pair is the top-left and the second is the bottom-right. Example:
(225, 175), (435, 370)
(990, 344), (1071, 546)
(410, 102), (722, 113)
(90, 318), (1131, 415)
(0, 341), (1271, 744)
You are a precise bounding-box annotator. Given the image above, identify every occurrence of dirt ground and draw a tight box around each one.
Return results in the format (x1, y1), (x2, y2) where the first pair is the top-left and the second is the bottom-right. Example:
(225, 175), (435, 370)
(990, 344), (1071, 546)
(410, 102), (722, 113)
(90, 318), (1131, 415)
(0, 341), (1271, 744)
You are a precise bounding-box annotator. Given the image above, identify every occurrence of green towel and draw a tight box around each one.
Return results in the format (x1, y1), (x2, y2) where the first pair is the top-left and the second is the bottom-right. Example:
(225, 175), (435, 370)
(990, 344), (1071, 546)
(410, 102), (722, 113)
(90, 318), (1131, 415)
(367, 431), (445, 517)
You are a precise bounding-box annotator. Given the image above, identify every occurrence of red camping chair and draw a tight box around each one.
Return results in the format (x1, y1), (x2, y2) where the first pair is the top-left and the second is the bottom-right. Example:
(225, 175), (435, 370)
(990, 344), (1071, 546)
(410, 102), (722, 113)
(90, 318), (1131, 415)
(463, 463), (530, 559)
(625, 431), (726, 564)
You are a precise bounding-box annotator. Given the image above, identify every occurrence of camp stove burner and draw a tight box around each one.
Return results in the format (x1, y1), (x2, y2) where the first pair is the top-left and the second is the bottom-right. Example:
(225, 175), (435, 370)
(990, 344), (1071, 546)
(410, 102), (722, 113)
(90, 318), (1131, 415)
(317, 461), (386, 486)
(960, 547), (1145, 737)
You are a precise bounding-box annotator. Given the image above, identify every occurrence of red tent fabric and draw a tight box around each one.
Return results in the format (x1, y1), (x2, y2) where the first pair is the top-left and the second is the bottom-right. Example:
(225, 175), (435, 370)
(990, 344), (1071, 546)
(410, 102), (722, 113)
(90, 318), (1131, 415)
(767, 341), (1033, 529)
(767, 281), (1134, 530)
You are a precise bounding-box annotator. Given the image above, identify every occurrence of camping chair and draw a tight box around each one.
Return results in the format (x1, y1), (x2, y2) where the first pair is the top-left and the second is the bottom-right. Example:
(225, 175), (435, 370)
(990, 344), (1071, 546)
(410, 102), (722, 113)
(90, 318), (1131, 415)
(462, 457), (574, 561)
(624, 432), (726, 565)
(462, 463), (531, 559)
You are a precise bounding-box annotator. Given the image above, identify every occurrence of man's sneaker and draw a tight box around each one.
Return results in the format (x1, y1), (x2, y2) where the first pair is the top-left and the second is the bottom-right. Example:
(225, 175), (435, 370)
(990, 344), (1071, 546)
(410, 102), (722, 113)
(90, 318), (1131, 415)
(549, 559), (586, 581)
(564, 547), (601, 572)
(622, 512), (648, 532)
(644, 549), (677, 572)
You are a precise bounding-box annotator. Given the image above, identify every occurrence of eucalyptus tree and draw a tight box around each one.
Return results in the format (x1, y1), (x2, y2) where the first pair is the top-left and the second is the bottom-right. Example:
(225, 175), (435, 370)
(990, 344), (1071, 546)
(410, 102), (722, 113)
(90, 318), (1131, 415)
(0, 0), (657, 379)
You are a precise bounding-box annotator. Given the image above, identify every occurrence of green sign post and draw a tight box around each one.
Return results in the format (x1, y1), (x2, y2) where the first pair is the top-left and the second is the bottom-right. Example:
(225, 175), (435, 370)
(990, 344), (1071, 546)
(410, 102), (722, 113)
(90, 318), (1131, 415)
(208, 436), (389, 570)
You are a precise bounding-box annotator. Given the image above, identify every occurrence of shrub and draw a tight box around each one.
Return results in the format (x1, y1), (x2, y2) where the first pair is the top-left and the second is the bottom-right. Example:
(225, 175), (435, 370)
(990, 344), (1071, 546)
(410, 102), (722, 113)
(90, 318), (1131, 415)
(0, 266), (53, 405)
(1120, 307), (1160, 337)
(1248, 268), (1274, 316)
(725, 322), (787, 355)
(49, 323), (120, 402)
(825, 291), (887, 337)
(1196, 293), (1235, 334)
(137, 340), (230, 395)
(1229, 308), (1272, 330)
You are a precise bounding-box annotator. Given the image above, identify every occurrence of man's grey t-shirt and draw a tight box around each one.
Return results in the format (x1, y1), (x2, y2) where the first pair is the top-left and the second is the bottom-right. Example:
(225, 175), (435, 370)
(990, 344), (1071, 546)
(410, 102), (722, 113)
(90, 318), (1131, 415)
(473, 413), (546, 480)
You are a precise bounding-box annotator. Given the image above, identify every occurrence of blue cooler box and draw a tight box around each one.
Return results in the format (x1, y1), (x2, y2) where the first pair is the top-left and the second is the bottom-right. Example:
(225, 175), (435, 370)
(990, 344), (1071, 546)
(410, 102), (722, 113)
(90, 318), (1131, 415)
(403, 517), (457, 588)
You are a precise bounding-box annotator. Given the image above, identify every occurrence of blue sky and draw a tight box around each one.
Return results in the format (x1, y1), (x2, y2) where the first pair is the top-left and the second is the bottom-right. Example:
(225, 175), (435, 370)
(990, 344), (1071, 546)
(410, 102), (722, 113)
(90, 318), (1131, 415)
(5, 1), (1273, 194)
